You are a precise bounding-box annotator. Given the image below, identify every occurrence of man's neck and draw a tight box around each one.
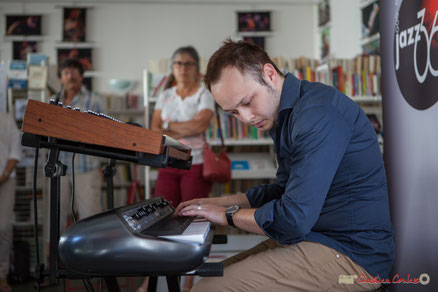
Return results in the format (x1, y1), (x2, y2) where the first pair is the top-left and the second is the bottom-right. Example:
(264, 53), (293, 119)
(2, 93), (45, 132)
(276, 74), (285, 93)
(63, 87), (81, 105)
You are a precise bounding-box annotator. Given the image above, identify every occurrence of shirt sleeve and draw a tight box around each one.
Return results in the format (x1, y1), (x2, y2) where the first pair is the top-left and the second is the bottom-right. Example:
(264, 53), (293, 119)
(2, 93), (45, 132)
(154, 89), (167, 110)
(246, 164), (288, 207)
(198, 89), (215, 112)
(254, 105), (353, 244)
(90, 91), (104, 113)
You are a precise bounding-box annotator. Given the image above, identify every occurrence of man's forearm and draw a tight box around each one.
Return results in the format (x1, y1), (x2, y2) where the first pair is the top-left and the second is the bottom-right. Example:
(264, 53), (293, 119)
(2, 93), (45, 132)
(0, 159), (19, 184)
(222, 192), (251, 208)
(3, 159), (18, 176)
(233, 208), (266, 235)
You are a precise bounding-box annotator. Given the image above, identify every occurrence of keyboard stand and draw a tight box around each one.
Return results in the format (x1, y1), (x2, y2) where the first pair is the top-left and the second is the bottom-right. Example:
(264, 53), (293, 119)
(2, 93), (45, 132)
(147, 261), (224, 292)
(146, 229), (225, 292)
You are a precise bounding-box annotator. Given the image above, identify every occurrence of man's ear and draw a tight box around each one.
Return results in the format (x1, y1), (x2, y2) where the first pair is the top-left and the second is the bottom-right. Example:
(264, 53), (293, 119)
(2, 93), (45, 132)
(262, 63), (278, 85)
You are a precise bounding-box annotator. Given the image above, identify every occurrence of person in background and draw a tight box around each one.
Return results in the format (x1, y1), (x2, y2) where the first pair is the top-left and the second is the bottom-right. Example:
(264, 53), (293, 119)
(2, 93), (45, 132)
(152, 46), (215, 208)
(45, 58), (103, 253)
(136, 46), (215, 292)
(175, 39), (394, 291)
(0, 113), (22, 292)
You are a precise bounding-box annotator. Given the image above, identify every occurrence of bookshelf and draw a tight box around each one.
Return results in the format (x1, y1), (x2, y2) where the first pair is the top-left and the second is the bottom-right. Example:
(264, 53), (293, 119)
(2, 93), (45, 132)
(142, 69), (277, 199)
(101, 91), (147, 206)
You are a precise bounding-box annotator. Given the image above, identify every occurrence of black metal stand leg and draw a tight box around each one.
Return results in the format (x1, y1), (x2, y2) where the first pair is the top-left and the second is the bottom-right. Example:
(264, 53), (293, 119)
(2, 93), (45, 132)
(48, 175), (61, 285)
(103, 158), (117, 209)
(101, 159), (121, 292)
(44, 141), (67, 286)
(148, 276), (158, 292)
(166, 276), (181, 292)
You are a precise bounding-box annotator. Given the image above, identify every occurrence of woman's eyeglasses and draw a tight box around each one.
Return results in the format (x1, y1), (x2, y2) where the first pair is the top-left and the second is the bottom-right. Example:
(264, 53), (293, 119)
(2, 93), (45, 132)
(172, 61), (197, 68)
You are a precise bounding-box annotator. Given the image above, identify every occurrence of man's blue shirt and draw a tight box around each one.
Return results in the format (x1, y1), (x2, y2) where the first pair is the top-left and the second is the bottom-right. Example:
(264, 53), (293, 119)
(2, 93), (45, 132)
(246, 73), (394, 278)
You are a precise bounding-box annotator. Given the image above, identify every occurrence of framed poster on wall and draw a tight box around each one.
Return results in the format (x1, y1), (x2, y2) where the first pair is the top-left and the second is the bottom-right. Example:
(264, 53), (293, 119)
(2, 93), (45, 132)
(62, 8), (86, 42)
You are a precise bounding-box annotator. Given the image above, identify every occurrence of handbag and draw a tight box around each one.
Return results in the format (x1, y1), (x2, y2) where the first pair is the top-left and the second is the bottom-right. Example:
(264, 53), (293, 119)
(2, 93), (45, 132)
(202, 103), (232, 183)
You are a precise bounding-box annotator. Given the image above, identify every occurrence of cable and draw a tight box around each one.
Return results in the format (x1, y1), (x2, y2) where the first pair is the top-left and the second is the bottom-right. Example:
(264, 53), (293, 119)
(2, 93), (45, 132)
(71, 153), (77, 223)
(32, 148), (41, 292)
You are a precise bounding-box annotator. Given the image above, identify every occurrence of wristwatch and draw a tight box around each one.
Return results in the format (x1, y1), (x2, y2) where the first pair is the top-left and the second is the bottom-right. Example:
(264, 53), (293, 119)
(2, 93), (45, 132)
(163, 120), (170, 130)
(225, 205), (240, 227)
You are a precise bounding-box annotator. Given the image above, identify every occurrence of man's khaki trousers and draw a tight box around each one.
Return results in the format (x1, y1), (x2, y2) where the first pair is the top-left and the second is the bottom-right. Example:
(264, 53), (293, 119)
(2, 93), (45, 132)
(192, 239), (381, 292)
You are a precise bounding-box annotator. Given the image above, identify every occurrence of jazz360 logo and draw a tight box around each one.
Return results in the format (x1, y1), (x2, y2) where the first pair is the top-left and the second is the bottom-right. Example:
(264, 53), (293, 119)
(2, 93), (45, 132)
(394, 0), (438, 110)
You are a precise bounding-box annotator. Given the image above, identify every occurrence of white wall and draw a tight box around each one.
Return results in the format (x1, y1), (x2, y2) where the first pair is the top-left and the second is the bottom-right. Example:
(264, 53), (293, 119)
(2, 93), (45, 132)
(330, 0), (361, 59)
(0, 1), (317, 93)
(313, 0), (362, 60)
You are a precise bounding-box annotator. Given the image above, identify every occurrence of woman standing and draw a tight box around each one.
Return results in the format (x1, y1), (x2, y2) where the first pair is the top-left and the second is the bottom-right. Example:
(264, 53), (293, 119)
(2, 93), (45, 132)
(151, 46), (215, 208)
(137, 46), (215, 292)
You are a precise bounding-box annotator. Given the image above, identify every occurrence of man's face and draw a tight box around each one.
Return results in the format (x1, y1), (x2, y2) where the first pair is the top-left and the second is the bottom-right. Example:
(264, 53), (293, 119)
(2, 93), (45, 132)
(60, 67), (83, 91)
(211, 66), (280, 132)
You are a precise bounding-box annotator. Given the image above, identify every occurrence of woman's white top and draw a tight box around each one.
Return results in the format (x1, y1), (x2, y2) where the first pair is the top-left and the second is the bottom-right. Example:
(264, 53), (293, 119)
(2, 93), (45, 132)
(155, 86), (215, 164)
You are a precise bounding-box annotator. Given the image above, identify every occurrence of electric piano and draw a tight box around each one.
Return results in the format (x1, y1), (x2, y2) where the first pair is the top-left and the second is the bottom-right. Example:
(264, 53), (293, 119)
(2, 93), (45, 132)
(21, 99), (222, 291)
(58, 196), (215, 276)
(21, 99), (193, 169)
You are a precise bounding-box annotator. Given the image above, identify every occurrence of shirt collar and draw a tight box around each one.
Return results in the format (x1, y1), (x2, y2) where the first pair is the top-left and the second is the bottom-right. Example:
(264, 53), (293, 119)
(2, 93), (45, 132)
(269, 73), (301, 136)
(278, 73), (301, 113)
(61, 86), (87, 105)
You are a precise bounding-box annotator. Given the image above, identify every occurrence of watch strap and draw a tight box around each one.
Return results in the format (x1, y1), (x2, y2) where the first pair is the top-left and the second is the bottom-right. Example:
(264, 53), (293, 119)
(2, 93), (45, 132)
(226, 206), (240, 227)
(226, 211), (235, 227)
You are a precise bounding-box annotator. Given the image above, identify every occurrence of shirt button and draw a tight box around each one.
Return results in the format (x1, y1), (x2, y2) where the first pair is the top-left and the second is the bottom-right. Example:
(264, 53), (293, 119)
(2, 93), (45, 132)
(336, 254), (340, 258)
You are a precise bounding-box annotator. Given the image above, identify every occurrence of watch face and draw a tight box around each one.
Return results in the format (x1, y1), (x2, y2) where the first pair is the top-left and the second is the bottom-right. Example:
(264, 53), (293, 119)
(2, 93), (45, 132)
(228, 205), (240, 213)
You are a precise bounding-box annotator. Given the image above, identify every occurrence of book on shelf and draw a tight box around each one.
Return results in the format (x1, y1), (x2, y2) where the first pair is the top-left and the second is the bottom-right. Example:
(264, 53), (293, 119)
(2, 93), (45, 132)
(27, 53), (48, 66)
(8, 60), (27, 79)
(229, 153), (274, 172)
(232, 160), (250, 170)
(28, 65), (47, 89)
(105, 93), (143, 112)
(272, 55), (382, 99)
(147, 71), (174, 98)
(8, 60), (27, 89)
(228, 152), (276, 173)
(319, 55), (381, 98)
(206, 109), (269, 141)
(8, 79), (27, 89)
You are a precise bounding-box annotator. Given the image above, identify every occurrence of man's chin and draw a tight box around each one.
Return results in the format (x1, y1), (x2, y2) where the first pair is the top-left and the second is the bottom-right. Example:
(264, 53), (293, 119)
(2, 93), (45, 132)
(258, 122), (274, 132)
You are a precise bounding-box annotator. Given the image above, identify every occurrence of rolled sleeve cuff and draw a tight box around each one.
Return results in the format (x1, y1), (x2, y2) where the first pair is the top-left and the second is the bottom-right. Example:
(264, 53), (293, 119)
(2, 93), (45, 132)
(246, 184), (268, 208)
(254, 200), (306, 245)
(254, 201), (274, 230)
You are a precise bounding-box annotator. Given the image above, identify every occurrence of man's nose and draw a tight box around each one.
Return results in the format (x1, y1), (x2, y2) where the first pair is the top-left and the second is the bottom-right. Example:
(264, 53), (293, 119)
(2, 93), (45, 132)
(239, 108), (254, 125)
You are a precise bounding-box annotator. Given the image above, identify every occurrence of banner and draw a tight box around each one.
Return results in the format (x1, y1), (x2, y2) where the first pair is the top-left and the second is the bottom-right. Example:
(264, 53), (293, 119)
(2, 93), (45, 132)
(381, 0), (438, 290)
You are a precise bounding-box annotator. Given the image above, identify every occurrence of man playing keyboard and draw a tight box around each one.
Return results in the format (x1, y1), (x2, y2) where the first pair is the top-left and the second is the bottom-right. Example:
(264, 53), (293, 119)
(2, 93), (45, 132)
(174, 39), (394, 292)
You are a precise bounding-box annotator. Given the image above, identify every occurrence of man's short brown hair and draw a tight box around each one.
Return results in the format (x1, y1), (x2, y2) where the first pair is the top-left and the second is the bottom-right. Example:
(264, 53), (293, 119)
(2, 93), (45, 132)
(57, 58), (84, 78)
(204, 38), (284, 91)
